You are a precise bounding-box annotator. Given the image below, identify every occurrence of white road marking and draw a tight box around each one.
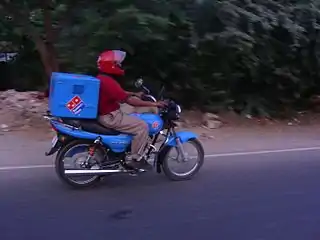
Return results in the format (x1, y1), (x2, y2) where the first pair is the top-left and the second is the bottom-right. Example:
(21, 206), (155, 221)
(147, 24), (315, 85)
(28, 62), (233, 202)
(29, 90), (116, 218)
(0, 165), (53, 170)
(1, 146), (320, 171)
(205, 146), (320, 158)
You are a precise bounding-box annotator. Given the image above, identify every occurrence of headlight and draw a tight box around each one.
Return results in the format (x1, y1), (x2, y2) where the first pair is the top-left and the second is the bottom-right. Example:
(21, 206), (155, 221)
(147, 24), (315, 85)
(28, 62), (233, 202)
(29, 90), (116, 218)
(176, 104), (182, 114)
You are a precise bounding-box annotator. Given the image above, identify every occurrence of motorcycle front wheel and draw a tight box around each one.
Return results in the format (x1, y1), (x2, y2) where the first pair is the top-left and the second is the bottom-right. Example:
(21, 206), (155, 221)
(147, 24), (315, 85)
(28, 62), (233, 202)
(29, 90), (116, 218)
(161, 138), (204, 181)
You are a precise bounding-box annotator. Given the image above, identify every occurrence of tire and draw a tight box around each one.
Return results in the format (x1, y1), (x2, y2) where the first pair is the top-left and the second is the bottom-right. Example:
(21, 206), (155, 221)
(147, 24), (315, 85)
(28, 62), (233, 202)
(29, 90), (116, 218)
(55, 139), (103, 189)
(161, 138), (204, 181)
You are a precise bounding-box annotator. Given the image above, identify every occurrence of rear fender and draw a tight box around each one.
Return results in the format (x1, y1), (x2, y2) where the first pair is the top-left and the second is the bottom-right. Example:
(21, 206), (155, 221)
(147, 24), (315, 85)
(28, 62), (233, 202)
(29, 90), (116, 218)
(51, 120), (100, 140)
(51, 120), (132, 153)
(45, 124), (76, 156)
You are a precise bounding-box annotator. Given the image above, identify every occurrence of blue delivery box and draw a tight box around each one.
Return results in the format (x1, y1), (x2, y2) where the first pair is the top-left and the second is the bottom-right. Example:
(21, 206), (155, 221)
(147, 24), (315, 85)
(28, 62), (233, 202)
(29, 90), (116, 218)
(49, 72), (100, 119)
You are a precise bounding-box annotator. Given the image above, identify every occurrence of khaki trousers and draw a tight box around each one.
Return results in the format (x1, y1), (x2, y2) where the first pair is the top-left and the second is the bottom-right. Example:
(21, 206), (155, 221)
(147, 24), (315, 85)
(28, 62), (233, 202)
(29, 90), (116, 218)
(98, 109), (149, 157)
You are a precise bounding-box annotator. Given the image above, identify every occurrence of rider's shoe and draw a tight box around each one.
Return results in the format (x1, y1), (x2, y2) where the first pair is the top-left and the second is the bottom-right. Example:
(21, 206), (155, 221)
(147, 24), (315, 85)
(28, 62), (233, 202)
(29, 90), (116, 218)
(134, 158), (153, 170)
(126, 155), (152, 171)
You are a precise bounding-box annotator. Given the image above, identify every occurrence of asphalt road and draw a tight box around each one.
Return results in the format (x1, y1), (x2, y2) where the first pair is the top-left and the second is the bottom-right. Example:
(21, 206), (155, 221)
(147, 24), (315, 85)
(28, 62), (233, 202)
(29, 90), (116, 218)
(2, 146), (320, 240)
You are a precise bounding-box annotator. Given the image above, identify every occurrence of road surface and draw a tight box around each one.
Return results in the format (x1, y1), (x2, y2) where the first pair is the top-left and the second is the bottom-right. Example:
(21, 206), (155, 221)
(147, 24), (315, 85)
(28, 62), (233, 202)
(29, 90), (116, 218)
(1, 132), (320, 240)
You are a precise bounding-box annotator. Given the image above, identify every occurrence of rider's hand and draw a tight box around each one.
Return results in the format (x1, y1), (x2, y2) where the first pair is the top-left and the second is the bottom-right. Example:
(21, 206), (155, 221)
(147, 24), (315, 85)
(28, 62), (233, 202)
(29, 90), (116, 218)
(155, 101), (168, 108)
(134, 92), (144, 98)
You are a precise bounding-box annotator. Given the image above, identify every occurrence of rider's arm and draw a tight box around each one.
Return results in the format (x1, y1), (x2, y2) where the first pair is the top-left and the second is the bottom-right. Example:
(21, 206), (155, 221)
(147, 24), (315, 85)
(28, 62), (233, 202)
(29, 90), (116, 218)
(125, 96), (158, 107)
(125, 91), (139, 97)
(106, 78), (157, 107)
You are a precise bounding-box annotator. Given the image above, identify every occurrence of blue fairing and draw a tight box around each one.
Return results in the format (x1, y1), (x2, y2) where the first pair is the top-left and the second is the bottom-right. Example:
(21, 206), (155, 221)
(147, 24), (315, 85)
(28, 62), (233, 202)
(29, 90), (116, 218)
(51, 121), (132, 153)
(130, 113), (163, 135)
(166, 131), (198, 146)
(52, 119), (197, 152)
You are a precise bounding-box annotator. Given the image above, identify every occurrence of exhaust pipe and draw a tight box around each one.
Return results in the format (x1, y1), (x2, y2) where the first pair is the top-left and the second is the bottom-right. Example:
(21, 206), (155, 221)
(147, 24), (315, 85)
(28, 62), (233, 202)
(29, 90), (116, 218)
(64, 168), (145, 176)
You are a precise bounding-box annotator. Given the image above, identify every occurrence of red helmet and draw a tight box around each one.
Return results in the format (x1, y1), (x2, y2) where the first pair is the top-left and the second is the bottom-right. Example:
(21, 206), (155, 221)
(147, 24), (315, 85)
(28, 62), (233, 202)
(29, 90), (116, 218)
(97, 50), (126, 76)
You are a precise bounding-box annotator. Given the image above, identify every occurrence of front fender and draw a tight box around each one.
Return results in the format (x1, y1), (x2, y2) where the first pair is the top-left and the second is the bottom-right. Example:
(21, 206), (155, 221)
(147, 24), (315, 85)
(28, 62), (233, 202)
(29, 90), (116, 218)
(155, 131), (199, 173)
(166, 131), (198, 147)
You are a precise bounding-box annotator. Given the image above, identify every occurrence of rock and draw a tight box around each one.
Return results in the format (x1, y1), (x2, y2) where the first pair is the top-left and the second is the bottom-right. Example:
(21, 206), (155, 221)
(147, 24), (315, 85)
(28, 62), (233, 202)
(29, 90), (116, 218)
(199, 132), (215, 140)
(203, 120), (223, 129)
(0, 90), (49, 130)
(174, 121), (184, 128)
(201, 112), (223, 129)
(203, 112), (220, 121)
(202, 112), (223, 129)
(182, 118), (191, 125)
(0, 124), (9, 132)
(203, 134), (215, 139)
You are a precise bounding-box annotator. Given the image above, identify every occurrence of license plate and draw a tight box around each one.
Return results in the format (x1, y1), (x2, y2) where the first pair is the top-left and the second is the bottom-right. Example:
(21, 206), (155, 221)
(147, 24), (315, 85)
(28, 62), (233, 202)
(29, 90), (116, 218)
(51, 136), (58, 147)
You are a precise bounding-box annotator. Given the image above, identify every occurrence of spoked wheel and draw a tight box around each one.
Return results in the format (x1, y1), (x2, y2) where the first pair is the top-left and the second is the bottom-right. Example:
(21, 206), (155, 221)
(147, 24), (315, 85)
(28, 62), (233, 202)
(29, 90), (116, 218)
(55, 140), (105, 189)
(161, 139), (204, 181)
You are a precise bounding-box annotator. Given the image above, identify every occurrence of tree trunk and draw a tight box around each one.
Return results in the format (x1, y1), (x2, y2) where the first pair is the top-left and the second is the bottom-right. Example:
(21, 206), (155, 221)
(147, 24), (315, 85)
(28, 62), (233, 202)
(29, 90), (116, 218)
(1, 0), (76, 97)
(43, 0), (59, 74)
(32, 37), (50, 97)
(41, 0), (59, 97)
(33, 37), (52, 78)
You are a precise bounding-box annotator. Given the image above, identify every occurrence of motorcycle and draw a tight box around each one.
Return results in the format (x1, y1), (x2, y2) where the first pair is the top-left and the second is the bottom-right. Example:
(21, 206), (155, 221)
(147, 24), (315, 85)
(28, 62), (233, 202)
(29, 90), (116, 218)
(44, 78), (204, 188)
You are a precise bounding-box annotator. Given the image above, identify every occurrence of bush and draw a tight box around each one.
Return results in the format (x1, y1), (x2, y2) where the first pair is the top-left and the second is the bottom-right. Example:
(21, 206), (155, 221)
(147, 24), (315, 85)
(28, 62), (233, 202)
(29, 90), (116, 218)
(3, 0), (320, 117)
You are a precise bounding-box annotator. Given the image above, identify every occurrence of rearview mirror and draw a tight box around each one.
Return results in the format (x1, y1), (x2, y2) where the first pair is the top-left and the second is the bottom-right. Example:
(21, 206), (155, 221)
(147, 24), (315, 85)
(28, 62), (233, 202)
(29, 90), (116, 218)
(135, 78), (143, 88)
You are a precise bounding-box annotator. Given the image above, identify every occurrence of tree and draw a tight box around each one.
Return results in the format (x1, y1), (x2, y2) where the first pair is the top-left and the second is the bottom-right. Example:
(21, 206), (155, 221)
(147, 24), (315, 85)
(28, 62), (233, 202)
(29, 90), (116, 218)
(0, 0), (82, 81)
(3, 0), (320, 117)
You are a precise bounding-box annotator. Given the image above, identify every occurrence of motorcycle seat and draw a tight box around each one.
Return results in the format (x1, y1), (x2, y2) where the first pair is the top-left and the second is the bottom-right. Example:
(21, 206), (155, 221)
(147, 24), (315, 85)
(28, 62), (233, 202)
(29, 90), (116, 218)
(62, 118), (121, 135)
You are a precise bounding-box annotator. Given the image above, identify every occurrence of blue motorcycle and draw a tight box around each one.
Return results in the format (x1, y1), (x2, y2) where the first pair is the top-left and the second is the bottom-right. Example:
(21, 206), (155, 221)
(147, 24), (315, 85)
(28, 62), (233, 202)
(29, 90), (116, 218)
(44, 78), (204, 188)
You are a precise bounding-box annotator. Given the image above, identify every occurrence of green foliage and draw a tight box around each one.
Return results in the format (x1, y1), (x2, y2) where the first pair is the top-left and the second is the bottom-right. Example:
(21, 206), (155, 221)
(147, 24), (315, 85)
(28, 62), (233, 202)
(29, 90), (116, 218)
(2, 0), (320, 117)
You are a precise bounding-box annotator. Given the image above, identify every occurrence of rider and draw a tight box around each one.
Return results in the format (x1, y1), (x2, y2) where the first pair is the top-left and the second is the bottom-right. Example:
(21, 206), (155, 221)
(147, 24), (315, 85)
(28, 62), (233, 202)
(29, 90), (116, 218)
(96, 50), (166, 170)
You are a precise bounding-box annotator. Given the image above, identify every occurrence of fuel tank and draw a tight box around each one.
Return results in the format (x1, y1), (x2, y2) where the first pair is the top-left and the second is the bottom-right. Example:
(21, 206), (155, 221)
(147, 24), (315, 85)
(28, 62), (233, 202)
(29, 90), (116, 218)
(129, 113), (164, 135)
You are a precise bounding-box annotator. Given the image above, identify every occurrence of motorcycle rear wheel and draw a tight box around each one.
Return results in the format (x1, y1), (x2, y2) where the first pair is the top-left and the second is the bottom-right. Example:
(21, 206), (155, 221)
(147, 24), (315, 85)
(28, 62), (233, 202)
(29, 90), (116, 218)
(55, 140), (104, 189)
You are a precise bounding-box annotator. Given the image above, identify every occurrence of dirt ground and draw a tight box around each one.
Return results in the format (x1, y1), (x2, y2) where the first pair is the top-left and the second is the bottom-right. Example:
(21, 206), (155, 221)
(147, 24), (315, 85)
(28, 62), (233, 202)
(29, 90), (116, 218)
(2, 89), (320, 140)
(2, 109), (320, 142)
(2, 108), (320, 160)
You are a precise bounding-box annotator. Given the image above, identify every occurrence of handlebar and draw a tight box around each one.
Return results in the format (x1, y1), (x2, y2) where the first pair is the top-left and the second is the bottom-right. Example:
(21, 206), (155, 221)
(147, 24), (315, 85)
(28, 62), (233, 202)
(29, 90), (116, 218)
(134, 77), (180, 114)
(135, 77), (165, 101)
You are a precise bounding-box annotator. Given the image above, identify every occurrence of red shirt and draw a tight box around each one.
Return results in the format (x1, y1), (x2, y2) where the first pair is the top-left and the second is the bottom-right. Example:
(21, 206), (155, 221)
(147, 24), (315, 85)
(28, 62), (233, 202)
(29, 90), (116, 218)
(97, 74), (128, 115)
